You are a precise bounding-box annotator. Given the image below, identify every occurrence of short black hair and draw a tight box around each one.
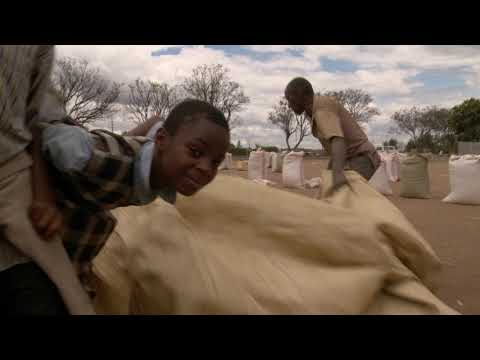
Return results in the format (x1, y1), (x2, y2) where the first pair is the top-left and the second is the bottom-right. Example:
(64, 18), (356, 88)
(163, 99), (230, 135)
(285, 77), (314, 98)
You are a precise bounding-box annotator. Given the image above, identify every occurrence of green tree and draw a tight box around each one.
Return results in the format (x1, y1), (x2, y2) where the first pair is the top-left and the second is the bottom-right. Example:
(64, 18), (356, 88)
(391, 105), (452, 153)
(449, 98), (480, 141)
(388, 138), (398, 148)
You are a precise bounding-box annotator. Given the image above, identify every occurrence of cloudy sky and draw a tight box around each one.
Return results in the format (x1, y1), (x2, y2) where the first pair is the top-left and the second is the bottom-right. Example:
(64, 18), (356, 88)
(56, 45), (480, 149)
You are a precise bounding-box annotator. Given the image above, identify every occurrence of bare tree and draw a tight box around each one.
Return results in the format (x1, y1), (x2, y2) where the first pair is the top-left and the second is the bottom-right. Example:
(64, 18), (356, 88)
(182, 64), (249, 130)
(390, 106), (450, 144)
(390, 107), (425, 143)
(51, 57), (122, 126)
(127, 79), (182, 125)
(268, 98), (311, 151)
(322, 88), (380, 123)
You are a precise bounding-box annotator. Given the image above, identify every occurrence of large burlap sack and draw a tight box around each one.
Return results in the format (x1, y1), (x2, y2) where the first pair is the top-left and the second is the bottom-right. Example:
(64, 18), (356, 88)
(368, 161), (393, 195)
(282, 151), (305, 188)
(248, 150), (266, 180)
(93, 174), (456, 315)
(271, 153), (284, 173)
(443, 155), (480, 205)
(400, 154), (431, 199)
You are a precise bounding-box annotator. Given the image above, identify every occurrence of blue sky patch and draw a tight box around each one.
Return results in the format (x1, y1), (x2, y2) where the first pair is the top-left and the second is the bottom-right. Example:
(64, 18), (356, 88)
(412, 68), (467, 90)
(151, 47), (184, 56)
(321, 58), (359, 73)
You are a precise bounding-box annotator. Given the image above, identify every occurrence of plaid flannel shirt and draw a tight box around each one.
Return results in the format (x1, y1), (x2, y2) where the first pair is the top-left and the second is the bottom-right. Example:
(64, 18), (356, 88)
(37, 121), (151, 290)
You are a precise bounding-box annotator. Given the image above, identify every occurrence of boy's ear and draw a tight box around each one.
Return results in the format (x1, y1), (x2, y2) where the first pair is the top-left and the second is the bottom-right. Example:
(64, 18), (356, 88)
(154, 128), (171, 150)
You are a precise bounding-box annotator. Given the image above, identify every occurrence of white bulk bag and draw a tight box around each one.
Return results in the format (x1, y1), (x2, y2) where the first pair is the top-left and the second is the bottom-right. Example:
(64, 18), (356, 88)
(226, 153), (233, 169)
(271, 153), (283, 173)
(380, 152), (396, 182)
(390, 153), (401, 182)
(218, 159), (228, 170)
(368, 161), (393, 195)
(443, 155), (480, 205)
(248, 150), (267, 180)
(282, 151), (305, 188)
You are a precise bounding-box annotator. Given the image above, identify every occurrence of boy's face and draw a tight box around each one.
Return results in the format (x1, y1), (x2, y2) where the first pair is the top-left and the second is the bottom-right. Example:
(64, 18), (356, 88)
(151, 117), (230, 196)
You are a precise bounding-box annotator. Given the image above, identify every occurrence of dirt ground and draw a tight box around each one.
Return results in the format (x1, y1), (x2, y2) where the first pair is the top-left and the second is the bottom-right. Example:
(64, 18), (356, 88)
(222, 156), (479, 314)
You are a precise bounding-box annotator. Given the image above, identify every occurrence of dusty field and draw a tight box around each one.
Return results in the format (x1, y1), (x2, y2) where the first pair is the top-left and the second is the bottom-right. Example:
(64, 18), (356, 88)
(221, 157), (480, 314)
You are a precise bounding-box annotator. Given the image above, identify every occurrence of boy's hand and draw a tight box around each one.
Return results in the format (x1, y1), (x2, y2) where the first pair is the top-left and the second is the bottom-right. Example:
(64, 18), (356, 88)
(29, 201), (64, 241)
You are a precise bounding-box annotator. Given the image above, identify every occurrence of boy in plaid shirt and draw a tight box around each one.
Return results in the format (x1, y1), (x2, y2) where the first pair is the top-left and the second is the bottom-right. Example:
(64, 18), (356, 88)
(33, 99), (230, 295)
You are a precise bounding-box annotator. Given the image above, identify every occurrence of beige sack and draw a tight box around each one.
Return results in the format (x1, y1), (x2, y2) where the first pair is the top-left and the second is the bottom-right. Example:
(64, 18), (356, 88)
(400, 154), (431, 199)
(93, 174), (456, 315)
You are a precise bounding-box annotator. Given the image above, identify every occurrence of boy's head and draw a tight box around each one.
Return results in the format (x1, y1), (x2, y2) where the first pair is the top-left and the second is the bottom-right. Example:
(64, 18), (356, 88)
(150, 99), (230, 196)
(284, 77), (314, 115)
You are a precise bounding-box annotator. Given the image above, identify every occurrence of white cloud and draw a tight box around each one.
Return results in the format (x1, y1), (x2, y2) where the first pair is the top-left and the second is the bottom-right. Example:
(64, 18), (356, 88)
(56, 45), (480, 149)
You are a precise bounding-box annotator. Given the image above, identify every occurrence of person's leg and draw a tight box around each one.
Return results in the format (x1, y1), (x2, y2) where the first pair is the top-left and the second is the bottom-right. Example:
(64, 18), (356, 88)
(1, 262), (68, 316)
(348, 154), (376, 181)
(0, 163), (94, 315)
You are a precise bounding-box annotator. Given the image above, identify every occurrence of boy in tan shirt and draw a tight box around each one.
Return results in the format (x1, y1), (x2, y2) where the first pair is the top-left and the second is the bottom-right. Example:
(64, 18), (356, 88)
(284, 77), (380, 193)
